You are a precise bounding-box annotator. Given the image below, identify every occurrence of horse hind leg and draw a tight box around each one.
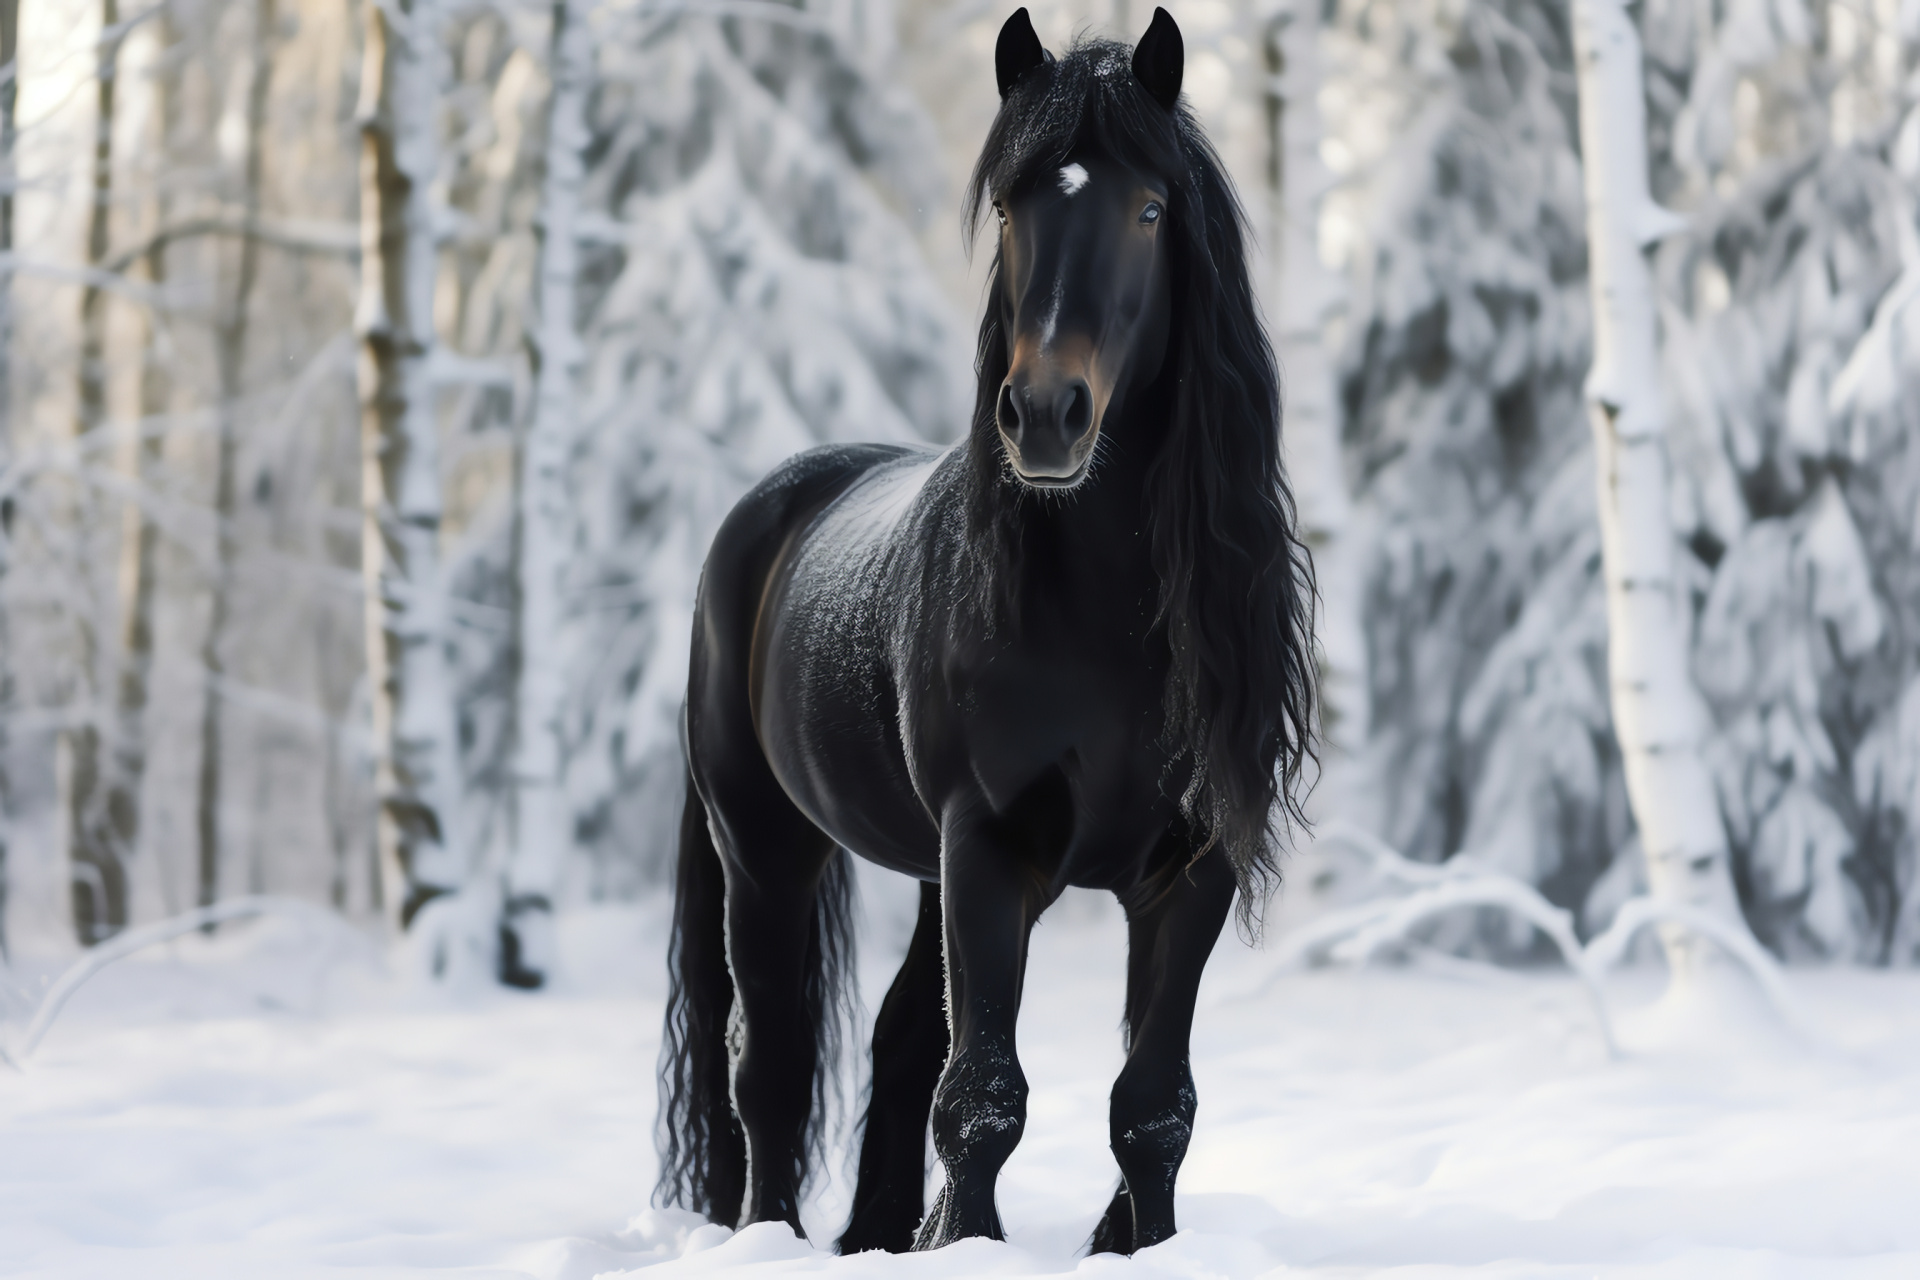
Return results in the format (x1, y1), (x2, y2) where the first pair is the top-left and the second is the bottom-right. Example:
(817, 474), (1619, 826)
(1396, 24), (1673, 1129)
(1089, 847), (1236, 1255)
(839, 880), (949, 1254)
(707, 772), (847, 1233)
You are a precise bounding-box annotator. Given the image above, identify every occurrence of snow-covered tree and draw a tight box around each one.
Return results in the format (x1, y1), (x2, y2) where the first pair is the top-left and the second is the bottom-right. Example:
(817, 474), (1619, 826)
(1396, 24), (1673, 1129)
(1261, 0), (1365, 754)
(1326, 0), (1623, 949)
(544, 0), (966, 888)
(1327, 0), (1920, 963)
(1644, 0), (1920, 960)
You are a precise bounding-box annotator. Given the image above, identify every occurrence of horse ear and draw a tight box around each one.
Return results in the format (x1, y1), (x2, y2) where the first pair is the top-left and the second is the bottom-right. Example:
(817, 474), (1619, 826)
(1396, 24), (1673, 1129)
(1132, 7), (1183, 111)
(996, 8), (1050, 99)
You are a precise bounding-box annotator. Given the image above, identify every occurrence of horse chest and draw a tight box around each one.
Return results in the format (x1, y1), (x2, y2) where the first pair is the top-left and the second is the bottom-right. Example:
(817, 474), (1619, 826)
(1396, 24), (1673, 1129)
(933, 616), (1174, 848)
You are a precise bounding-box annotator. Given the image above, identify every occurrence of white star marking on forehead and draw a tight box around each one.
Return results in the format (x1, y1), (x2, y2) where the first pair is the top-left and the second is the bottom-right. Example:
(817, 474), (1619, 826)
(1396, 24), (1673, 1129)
(1057, 163), (1090, 195)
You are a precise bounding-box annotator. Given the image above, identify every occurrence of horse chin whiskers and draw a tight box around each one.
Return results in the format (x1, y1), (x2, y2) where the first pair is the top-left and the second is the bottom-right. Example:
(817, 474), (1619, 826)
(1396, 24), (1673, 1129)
(1009, 443), (1098, 498)
(999, 429), (1100, 497)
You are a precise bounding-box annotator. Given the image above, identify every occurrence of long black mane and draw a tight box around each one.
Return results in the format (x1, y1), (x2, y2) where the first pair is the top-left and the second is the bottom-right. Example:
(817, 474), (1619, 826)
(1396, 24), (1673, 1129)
(962, 38), (1317, 923)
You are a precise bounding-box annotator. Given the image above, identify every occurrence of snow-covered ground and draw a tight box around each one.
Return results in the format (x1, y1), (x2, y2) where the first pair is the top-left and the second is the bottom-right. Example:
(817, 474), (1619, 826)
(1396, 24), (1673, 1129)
(4, 877), (1918, 1279)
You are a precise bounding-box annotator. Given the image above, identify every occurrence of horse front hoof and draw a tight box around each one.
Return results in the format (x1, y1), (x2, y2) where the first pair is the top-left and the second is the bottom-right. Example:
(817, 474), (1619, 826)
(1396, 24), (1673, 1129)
(910, 1182), (1004, 1250)
(1086, 1184), (1136, 1255)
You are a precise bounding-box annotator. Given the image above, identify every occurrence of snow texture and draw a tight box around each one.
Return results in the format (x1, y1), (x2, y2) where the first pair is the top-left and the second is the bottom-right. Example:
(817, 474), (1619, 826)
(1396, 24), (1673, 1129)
(3, 886), (1919, 1277)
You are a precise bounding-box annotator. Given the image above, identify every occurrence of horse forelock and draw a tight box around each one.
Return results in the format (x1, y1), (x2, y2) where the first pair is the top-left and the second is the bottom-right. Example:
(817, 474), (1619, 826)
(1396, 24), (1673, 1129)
(960, 37), (1318, 933)
(963, 38), (1191, 253)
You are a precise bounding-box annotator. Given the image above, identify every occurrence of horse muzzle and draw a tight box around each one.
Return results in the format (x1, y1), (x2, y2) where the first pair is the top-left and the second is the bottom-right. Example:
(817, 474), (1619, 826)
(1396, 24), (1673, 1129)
(996, 372), (1098, 488)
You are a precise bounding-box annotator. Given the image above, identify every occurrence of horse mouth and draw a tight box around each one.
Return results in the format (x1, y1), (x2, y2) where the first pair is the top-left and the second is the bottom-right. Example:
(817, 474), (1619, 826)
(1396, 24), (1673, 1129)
(1004, 433), (1097, 490)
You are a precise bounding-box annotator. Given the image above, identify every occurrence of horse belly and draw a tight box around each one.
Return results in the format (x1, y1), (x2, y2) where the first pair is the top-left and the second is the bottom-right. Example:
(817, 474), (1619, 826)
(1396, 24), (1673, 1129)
(760, 657), (941, 879)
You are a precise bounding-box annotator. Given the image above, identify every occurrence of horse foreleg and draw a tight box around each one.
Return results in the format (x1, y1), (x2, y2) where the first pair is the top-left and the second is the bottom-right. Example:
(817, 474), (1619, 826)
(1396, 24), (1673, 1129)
(1090, 847), (1236, 1254)
(914, 816), (1044, 1249)
(839, 880), (948, 1254)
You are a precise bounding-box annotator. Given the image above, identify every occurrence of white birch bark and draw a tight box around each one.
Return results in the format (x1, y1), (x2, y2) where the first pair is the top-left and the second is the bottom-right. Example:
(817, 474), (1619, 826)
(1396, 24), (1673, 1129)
(500, 0), (590, 986)
(355, 0), (462, 926)
(1569, 0), (1748, 972)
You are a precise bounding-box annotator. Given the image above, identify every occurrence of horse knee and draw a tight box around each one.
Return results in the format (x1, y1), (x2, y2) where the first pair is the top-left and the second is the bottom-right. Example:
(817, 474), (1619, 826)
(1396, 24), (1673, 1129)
(913, 1041), (1027, 1248)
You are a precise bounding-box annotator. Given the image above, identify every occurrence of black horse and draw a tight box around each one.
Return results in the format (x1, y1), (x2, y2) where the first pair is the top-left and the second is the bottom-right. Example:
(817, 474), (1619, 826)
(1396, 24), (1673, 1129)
(656, 7), (1315, 1257)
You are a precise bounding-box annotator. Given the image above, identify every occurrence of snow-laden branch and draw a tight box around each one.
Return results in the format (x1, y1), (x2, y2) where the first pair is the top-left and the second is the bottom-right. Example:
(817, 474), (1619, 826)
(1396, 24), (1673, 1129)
(1268, 821), (1800, 1056)
(0, 250), (161, 306)
(1585, 898), (1802, 1028)
(103, 209), (361, 273)
(1300, 823), (1615, 1053)
(1, 897), (377, 1068)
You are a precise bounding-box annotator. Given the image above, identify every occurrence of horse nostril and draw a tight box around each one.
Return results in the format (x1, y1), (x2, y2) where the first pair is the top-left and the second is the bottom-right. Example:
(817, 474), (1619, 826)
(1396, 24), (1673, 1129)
(1062, 382), (1092, 438)
(997, 383), (1023, 438)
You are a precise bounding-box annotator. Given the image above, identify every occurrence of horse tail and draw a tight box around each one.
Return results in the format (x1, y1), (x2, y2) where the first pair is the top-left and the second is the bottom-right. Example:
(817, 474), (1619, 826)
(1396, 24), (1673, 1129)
(655, 764), (859, 1223)
(656, 768), (746, 1223)
(802, 836), (859, 1192)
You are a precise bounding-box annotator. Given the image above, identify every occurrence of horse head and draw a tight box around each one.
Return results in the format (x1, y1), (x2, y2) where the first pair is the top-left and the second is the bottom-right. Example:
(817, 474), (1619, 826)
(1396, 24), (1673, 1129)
(983, 8), (1184, 489)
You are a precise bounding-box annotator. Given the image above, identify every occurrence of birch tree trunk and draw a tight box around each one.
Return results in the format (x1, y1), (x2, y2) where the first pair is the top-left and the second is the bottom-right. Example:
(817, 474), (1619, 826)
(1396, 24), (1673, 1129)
(69, 0), (125, 944)
(1569, 0), (1748, 973)
(0, 0), (17, 959)
(103, 10), (180, 920)
(196, 0), (277, 911)
(356, 0), (462, 928)
(499, 0), (589, 988)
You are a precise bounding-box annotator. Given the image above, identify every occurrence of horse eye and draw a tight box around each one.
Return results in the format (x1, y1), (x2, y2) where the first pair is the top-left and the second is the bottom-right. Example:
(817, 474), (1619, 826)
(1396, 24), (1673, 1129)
(994, 204), (1008, 226)
(1139, 202), (1163, 225)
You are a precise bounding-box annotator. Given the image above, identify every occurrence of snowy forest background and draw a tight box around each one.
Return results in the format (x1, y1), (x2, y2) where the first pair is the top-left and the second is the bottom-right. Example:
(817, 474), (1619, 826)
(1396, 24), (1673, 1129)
(2, 0), (1919, 973)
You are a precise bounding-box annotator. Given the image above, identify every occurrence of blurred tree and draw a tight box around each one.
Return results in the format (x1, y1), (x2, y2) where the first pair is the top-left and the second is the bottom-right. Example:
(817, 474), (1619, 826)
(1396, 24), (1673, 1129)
(1646, 0), (1920, 961)
(1329, 0), (1618, 956)
(498, 0), (590, 988)
(1329, 0), (1920, 962)
(195, 0), (279, 913)
(0, 0), (16, 960)
(68, 0), (127, 944)
(100, 4), (180, 940)
(542, 0), (965, 894)
(355, 0), (464, 928)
